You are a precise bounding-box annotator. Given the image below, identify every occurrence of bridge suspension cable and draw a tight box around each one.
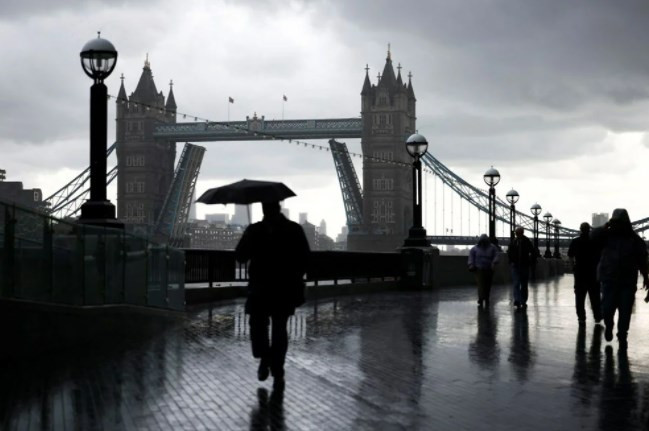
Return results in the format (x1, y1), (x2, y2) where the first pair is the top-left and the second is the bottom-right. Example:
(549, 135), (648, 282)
(106, 93), (649, 235)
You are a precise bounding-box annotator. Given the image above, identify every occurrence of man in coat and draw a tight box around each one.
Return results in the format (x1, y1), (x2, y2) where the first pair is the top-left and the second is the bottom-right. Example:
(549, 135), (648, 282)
(568, 222), (602, 324)
(507, 226), (536, 309)
(235, 200), (310, 390)
(591, 209), (648, 348)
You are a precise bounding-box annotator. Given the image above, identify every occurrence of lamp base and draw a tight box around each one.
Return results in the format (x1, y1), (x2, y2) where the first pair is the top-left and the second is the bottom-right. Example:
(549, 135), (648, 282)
(79, 200), (124, 229)
(403, 226), (431, 247)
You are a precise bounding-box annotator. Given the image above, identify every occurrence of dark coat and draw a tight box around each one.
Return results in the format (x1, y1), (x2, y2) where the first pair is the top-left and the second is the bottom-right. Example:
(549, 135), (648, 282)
(235, 213), (310, 315)
(507, 235), (536, 268)
(591, 225), (647, 286)
(568, 234), (599, 282)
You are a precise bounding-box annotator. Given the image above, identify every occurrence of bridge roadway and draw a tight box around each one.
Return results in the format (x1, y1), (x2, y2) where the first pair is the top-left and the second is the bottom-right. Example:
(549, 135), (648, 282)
(3, 275), (649, 430)
(153, 118), (362, 141)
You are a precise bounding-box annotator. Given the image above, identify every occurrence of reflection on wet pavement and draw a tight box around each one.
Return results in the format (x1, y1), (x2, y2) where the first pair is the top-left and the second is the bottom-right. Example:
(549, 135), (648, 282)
(3, 275), (649, 430)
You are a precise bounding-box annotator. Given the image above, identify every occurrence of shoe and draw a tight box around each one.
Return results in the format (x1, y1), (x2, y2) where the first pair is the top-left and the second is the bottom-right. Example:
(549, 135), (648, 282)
(257, 358), (270, 382)
(605, 325), (613, 342)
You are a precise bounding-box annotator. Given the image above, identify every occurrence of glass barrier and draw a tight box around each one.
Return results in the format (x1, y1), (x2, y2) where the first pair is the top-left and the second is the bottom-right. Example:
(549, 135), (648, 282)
(0, 200), (185, 311)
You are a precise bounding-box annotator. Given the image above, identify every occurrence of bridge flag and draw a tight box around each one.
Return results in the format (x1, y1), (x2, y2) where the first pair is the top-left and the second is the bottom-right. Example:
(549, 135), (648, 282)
(227, 97), (234, 122)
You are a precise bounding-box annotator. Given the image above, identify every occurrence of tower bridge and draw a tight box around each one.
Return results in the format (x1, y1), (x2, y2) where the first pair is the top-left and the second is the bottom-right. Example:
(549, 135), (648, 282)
(43, 49), (649, 249)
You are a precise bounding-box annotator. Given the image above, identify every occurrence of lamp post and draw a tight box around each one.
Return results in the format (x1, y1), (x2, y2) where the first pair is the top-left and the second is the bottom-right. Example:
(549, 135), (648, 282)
(79, 32), (121, 226)
(483, 167), (500, 245)
(553, 219), (562, 258)
(543, 212), (553, 258)
(530, 203), (542, 256)
(403, 133), (430, 247)
(505, 188), (519, 240)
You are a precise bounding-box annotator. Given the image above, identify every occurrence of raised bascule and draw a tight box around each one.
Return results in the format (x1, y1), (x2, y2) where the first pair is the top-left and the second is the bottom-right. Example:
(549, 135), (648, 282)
(42, 50), (649, 249)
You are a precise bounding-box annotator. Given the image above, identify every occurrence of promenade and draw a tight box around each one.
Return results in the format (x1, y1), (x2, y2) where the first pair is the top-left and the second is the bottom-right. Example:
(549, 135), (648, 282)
(3, 274), (649, 430)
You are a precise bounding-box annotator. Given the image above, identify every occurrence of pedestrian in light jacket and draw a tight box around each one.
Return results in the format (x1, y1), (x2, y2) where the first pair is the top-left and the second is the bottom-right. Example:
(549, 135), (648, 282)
(468, 234), (500, 307)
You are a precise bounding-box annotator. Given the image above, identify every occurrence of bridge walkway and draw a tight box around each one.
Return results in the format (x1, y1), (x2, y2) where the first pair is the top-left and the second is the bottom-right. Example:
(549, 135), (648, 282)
(2, 275), (649, 430)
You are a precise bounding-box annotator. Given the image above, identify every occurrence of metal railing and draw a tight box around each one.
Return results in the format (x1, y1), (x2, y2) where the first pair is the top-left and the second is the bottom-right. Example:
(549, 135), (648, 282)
(0, 200), (185, 311)
(183, 249), (401, 286)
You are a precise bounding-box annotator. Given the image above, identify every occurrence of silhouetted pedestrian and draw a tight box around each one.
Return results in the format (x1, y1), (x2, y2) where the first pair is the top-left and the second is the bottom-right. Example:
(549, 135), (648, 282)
(591, 209), (648, 348)
(235, 200), (310, 390)
(568, 222), (602, 325)
(507, 226), (536, 309)
(468, 234), (499, 307)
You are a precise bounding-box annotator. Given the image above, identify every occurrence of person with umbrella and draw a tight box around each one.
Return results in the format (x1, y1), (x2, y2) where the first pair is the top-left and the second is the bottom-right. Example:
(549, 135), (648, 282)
(199, 180), (310, 390)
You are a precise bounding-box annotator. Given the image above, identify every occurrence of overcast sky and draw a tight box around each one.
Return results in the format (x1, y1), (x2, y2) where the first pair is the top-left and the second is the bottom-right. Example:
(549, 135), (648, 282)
(2, 0), (649, 239)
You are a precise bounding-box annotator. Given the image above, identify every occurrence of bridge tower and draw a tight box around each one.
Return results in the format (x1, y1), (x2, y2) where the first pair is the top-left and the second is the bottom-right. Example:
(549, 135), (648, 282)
(115, 58), (177, 236)
(348, 48), (417, 251)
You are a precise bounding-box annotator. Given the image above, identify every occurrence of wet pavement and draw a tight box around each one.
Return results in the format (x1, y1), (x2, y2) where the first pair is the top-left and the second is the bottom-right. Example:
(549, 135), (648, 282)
(3, 275), (649, 430)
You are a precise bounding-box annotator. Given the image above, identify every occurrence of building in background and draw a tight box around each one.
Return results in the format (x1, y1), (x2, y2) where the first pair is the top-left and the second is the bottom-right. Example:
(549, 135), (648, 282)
(115, 58), (177, 236)
(299, 212), (308, 225)
(0, 171), (44, 211)
(592, 213), (609, 228)
(184, 220), (243, 249)
(189, 190), (197, 221)
(348, 48), (417, 251)
(231, 204), (250, 227)
(335, 225), (349, 250)
(206, 213), (230, 225)
(319, 219), (327, 236)
(281, 202), (290, 220)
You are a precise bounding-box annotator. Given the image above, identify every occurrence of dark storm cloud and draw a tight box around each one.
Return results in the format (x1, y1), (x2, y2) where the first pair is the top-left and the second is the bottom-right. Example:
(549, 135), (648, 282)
(0, 0), (141, 20)
(325, 0), (649, 130)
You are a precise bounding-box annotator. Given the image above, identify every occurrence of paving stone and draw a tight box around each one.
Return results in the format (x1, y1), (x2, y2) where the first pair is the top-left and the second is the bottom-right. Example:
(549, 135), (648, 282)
(2, 275), (649, 430)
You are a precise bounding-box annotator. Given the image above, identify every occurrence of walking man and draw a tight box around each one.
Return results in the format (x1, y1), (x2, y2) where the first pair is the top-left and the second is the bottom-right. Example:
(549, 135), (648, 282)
(591, 209), (648, 348)
(235, 200), (310, 390)
(507, 226), (536, 309)
(468, 234), (500, 307)
(568, 222), (602, 325)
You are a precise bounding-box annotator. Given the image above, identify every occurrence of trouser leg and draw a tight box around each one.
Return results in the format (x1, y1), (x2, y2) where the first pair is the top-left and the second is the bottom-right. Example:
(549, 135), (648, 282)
(600, 283), (617, 331)
(249, 313), (270, 359)
(511, 267), (521, 303)
(574, 285), (587, 321)
(270, 313), (290, 378)
(586, 279), (602, 321)
(484, 270), (493, 302)
(616, 287), (636, 340)
(520, 268), (529, 305)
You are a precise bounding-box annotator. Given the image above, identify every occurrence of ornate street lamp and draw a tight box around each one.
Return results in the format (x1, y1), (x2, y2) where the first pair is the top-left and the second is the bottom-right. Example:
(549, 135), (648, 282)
(530, 203), (542, 256)
(505, 188), (519, 240)
(543, 211), (553, 258)
(79, 32), (120, 226)
(553, 219), (562, 258)
(403, 133), (430, 247)
(483, 167), (500, 245)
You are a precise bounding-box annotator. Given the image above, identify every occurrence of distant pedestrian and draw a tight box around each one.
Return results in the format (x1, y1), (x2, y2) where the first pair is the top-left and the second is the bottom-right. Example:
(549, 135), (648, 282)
(235, 200), (310, 390)
(468, 234), (500, 307)
(568, 222), (602, 325)
(507, 226), (536, 309)
(591, 209), (648, 348)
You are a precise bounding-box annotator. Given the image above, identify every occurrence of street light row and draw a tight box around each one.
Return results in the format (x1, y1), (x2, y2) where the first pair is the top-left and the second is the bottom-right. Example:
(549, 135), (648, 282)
(483, 167), (562, 258)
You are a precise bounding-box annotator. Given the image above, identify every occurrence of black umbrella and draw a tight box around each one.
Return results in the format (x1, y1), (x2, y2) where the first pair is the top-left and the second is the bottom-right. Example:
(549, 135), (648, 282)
(197, 179), (296, 205)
